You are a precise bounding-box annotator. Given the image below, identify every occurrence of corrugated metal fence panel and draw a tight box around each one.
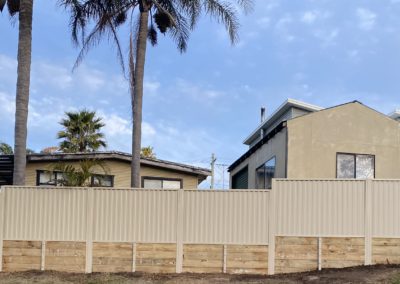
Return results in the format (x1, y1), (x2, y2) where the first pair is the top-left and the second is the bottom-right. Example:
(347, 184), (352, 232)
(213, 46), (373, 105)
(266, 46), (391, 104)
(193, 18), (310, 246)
(372, 180), (400, 237)
(0, 188), (4, 239)
(183, 190), (270, 244)
(3, 187), (87, 241)
(274, 180), (365, 236)
(92, 189), (177, 242)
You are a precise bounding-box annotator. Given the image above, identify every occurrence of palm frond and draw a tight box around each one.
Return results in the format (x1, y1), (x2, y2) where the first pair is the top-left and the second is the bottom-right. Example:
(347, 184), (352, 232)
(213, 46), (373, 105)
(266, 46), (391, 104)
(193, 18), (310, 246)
(0, 0), (6, 12)
(203, 0), (240, 44)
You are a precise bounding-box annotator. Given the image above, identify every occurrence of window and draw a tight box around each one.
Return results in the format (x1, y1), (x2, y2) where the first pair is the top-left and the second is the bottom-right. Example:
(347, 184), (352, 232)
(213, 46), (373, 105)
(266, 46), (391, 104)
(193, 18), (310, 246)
(36, 170), (65, 186)
(37, 170), (114, 187)
(337, 153), (375, 179)
(142, 177), (182, 189)
(256, 157), (276, 189)
(232, 166), (248, 189)
(91, 175), (114, 187)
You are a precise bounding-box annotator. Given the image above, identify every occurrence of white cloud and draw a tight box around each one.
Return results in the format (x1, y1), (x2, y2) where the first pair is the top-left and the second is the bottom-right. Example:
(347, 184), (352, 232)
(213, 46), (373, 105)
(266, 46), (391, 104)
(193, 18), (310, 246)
(301, 11), (318, 24)
(144, 80), (161, 95)
(33, 62), (73, 89)
(0, 54), (17, 73)
(142, 122), (156, 137)
(256, 17), (271, 29)
(102, 113), (131, 137)
(356, 8), (377, 31)
(275, 15), (296, 42)
(76, 67), (105, 91)
(301, 10), (331, 25)
(313, 28), (339, 46)
(175, 78), (225, 100)
(276, 14), (293, 30)
(0, 91), (15, 118)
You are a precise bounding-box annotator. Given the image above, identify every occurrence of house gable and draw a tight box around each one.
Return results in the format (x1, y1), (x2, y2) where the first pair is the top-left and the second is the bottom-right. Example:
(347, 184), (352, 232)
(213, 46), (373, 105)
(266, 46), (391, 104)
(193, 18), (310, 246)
(286, 102), (400, 179)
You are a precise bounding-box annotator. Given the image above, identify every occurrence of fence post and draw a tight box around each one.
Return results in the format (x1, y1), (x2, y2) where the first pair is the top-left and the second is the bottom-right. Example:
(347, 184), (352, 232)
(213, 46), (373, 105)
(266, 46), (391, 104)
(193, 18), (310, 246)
(0, 187), (5, 272)
(175, 188), (184, 273)
(318, 237), (322, 270)
(223, 244), (227, 273)
(85, 188), (94, 273)
(41, 241), (46, 271)
(132, 242), (136, 272)
(364, 179), (373, 265)
(268, 180), (277, 275)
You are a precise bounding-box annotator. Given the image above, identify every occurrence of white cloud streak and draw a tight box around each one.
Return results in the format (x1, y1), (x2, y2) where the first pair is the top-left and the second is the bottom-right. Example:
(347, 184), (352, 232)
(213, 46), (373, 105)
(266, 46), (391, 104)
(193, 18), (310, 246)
(357, 8), (377, 31)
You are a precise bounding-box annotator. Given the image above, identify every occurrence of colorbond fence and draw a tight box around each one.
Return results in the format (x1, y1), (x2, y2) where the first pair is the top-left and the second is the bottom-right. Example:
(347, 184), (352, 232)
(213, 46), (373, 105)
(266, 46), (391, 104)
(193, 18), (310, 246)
(1, 180), (400, 274)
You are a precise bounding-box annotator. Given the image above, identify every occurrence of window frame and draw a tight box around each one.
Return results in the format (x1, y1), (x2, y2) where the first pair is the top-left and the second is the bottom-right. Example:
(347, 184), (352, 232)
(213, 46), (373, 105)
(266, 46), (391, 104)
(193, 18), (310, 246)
(36, 170), (64, 186)
(336, 152), (376, 179)
(141, 176), (183, 189)
(37, 170), (115, 187)
(91, 174), (114, 187)
(255, 156), (276, 190)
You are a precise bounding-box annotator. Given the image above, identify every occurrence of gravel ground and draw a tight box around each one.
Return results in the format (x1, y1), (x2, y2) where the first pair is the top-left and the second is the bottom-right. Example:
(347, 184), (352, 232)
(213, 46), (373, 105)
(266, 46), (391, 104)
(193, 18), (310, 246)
(1, 265), (400, 283)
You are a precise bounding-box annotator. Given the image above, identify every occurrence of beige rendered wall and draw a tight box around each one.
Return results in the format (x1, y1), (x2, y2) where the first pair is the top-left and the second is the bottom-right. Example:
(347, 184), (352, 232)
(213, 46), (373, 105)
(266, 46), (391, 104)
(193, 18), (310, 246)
(25, 160), (200, 189)
(286, 102), (400, 179)
(230, 128), (287, 188)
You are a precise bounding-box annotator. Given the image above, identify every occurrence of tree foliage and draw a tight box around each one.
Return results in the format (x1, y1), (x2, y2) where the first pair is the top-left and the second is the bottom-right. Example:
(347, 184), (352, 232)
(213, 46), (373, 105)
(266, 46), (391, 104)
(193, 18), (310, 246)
(0, 142), (13, 154)
(141, 146), (156, 159)
(60, 0), (253, 70)
(0, 142), (35, 155)
(50, 159), (109, 187)
(60, 0), (252, 187)
(57, 109), (107, 153)
(0, 0), (20, 16)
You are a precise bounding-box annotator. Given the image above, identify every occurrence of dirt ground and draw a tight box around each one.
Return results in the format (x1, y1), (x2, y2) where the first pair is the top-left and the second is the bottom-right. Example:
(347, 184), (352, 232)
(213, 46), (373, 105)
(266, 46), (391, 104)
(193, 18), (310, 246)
(1, 265), (400, 284)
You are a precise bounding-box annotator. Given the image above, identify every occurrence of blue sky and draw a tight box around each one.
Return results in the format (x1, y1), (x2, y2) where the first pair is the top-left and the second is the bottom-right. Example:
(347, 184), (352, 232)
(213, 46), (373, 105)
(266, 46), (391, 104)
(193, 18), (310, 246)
(1, 0), (400, 188)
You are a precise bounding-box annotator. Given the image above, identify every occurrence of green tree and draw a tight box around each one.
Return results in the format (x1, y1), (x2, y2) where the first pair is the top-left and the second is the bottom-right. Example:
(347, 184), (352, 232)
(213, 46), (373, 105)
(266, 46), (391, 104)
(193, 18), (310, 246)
(57, 110), (107, 153)
(1, 0), (34, 185)
(0, 142), (34, 154)
(50, 159), (109, 187)
(0, 142), (13, 154)
(61, 0), (252, 187)
(141, 146), (156, 159)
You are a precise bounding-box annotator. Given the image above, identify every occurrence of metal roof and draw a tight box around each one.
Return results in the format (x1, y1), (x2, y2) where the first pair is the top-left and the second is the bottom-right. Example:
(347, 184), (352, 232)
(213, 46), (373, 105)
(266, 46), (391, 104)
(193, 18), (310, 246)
(243, 98), (323, 145)
(25, 151), (211, 177)
(388, 109), (400, 120)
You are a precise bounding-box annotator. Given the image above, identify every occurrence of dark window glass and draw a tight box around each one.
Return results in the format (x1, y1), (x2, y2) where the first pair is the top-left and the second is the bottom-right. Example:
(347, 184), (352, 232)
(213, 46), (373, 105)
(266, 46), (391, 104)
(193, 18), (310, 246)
(232, 166), (249, 189)
(256, 157), (276, 189)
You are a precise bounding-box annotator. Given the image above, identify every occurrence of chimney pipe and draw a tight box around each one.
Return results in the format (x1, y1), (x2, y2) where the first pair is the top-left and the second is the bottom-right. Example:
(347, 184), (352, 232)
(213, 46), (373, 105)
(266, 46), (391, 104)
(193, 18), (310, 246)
(260, 107), (266, 139)
(261, 107), (266, 123)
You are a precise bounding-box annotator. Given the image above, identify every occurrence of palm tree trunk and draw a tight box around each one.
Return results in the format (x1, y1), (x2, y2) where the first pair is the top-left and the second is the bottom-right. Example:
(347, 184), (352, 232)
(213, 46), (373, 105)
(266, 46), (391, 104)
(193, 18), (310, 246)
(13, 0), (33, 185)
(131, 3), (149, 188)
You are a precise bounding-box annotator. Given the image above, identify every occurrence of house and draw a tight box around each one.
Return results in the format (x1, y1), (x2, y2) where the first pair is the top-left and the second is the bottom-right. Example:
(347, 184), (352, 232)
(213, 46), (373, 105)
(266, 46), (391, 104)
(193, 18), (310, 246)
(0, 151), (210, 189)
(229, 99), (400, 189)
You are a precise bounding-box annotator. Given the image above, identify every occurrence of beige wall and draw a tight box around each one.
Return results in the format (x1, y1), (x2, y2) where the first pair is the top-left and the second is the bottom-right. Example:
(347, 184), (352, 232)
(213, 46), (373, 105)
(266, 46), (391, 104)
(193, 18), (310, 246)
(25, 160), (200, 189)
(287, 102), (400, 179)
(230, 128), (287, 188)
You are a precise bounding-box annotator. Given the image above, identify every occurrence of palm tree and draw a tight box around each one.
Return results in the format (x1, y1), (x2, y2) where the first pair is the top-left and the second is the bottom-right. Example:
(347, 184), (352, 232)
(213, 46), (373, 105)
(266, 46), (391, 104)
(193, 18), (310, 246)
(141, 146), (156, 159)
(1, 0), (34, 185)
(57, 109), (107, 152)
(60, 0), (252, 187)
(49, 159), (109, 187)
